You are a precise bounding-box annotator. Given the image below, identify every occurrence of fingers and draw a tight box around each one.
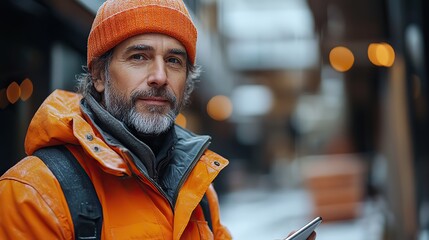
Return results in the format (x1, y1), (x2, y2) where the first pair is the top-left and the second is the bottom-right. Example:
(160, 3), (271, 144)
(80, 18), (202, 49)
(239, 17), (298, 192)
(308, 231), (317, 240)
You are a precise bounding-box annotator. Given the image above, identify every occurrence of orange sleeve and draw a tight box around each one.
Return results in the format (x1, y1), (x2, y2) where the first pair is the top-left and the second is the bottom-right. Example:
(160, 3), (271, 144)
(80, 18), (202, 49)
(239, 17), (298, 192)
(0, 157), (73, 240)
(206, 184), (232, 240)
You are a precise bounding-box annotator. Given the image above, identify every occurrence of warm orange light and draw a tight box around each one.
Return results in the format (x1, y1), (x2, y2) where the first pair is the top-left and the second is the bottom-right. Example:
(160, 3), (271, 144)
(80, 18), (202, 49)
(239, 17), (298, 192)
(379, 43), (395, 67)
(329, 46), (355, 72)
(368, 43), (395, 67)
(6, 82), (21, 104)
(368, 43), (381, 66)
(175, 113), (187, 128)
(207, 95), (233, 121)
(20, 78), (33, 101)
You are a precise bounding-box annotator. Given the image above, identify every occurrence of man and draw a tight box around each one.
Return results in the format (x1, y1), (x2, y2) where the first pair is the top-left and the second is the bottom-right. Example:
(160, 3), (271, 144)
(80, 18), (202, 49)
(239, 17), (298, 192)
(0, 0), (231, 239)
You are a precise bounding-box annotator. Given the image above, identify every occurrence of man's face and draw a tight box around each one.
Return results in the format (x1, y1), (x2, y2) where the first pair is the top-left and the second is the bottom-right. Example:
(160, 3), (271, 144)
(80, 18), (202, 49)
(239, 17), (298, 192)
(94, 33), (188, 134)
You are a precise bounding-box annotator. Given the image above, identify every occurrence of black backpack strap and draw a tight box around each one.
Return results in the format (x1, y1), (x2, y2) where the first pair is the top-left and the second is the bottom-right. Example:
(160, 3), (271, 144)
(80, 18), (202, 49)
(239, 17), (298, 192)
(34, 145), (103, 240)
(200, 193), (213, 232)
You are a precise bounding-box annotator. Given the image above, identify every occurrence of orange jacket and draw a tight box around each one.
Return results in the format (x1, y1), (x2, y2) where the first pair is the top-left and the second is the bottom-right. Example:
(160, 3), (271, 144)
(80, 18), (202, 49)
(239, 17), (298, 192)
(0, 90), (231, 240)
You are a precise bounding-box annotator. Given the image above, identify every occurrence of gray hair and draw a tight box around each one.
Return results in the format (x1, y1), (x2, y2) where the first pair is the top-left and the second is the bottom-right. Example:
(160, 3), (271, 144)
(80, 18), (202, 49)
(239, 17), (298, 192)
(76, 50), (201, 105)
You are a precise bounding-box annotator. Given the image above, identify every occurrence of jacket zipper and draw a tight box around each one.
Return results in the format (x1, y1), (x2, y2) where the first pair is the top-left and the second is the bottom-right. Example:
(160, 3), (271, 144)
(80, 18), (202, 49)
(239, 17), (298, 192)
(126, 136), (211, 210)
(128, 151), (174, 209)
(153, 145), (174, 183)
(172, 138), (211, 208)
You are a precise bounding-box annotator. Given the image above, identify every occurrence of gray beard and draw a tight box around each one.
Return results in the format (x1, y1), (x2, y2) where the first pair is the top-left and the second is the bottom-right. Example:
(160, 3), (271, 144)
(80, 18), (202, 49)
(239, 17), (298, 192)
(104, 84), (181, 135)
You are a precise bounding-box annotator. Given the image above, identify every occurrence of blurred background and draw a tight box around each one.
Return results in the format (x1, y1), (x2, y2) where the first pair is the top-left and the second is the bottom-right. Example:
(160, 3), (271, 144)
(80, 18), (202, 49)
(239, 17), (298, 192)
(0, 0), (428, 239)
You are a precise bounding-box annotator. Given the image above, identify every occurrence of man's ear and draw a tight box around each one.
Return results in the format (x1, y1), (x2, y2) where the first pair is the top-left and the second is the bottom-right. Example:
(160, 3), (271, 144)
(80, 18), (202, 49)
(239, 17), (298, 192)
(92, 69), (106, 93)
(94, 78), (106, 93)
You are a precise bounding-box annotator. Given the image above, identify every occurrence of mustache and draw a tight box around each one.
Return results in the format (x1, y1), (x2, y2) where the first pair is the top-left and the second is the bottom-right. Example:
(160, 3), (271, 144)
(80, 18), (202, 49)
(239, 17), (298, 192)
(130, 87), (177, 105)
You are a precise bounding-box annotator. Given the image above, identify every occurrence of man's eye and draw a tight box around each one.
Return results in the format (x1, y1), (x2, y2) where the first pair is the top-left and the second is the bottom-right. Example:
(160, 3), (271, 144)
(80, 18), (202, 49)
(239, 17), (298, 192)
(130, 54), (146, 60)
(167, 57), (181, 64)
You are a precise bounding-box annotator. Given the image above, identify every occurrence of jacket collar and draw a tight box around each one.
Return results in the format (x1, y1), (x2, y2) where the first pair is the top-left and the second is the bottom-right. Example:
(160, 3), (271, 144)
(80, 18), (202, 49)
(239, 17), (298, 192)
(24, 90), (228, 207)
(81, 95), (219, 205)
(81, 95), (158, 178)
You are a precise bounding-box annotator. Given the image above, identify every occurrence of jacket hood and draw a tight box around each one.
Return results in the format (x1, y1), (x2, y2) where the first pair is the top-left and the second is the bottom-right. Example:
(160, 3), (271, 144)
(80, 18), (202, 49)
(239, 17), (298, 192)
(25, 90), (83, 154)
(24, 90), (129, 176)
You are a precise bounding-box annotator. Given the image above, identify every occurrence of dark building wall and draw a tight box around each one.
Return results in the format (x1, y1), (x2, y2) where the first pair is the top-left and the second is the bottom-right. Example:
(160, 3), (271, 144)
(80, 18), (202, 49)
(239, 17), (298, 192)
(0, 0), (92, 174)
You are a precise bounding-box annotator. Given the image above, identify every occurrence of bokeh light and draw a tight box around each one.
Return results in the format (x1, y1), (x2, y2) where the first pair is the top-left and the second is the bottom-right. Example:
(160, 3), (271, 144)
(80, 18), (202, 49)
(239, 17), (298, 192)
(175, 113), (187, 128)
(207, 95), (233, 121)
(368, 42), (395, 67)
(6, 82), (21, 104)
(329, 46), (355, 72)
(20, 78), (33, 101)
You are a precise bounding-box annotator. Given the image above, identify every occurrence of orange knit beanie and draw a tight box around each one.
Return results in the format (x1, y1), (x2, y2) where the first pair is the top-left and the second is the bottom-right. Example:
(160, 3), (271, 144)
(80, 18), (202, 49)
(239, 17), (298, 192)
(87, 0), (197, 69)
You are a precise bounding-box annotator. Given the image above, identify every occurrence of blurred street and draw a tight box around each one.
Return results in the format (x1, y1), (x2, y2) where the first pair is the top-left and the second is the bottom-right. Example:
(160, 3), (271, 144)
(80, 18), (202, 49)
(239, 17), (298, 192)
(221, 187), (385, 240)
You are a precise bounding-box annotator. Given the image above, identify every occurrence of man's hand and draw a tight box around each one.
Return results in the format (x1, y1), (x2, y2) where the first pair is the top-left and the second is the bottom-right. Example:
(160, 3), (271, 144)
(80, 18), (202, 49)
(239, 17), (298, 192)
(307, 231), (316, 240)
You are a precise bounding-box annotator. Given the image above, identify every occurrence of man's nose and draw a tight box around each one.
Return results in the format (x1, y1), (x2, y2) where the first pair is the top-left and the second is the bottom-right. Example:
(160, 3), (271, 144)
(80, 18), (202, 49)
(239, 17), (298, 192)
(147, 58), (167, 87)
